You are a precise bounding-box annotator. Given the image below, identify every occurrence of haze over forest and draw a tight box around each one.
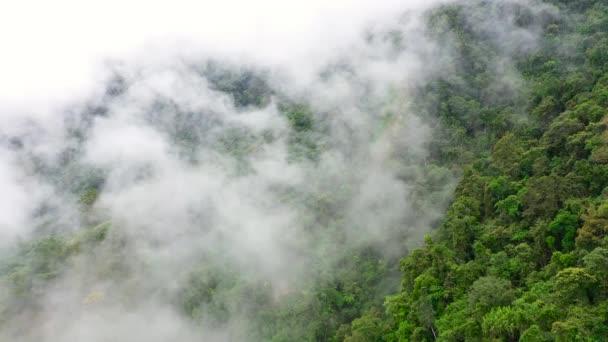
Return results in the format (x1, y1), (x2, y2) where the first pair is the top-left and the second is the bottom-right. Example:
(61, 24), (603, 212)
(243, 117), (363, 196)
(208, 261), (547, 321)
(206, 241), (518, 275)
(1, 0), (608, 341)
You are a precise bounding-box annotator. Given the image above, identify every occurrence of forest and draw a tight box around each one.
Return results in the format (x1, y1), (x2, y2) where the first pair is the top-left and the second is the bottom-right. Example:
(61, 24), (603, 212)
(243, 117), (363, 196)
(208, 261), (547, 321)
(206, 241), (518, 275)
(342, 1), (608, 340)
(1, 0), (608, 341)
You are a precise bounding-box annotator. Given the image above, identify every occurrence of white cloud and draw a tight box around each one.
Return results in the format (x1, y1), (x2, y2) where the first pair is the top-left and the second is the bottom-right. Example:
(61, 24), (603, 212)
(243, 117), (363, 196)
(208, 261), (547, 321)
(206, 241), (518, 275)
(0, 0), (436, 115)
(0, 0), (464, 340)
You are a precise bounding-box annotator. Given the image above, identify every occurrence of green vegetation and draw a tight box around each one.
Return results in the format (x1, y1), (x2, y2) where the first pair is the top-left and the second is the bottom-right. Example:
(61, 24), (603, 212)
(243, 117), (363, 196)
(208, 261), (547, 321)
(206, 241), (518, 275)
(340, 1), (608, 340)
(2, 0), (608, 341)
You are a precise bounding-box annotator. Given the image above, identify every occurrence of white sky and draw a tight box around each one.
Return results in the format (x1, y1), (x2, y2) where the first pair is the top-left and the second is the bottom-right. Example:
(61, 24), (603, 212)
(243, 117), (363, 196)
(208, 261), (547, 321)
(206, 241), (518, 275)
(0, 0), (430, 114)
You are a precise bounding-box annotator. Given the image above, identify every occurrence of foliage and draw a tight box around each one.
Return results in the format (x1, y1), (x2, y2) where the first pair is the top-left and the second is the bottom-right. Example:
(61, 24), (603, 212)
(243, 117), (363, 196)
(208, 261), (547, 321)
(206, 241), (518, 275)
(2, 0), (608, 341)
(342, 1), (608, 340)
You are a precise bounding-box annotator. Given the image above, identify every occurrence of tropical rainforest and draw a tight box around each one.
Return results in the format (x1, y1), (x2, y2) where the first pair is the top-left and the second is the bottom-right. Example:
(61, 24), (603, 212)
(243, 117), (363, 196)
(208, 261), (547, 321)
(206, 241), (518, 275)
(1, 0), (608, 341)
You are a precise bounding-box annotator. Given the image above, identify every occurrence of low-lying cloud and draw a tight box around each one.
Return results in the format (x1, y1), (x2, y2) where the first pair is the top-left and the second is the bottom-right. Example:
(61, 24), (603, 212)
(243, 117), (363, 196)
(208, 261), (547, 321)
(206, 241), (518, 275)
(0, 0), (555, 340)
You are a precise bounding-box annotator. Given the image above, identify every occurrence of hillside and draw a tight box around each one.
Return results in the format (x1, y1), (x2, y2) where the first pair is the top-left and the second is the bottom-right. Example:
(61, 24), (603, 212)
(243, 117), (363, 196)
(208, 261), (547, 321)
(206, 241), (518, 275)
(0, 0), (607, 341)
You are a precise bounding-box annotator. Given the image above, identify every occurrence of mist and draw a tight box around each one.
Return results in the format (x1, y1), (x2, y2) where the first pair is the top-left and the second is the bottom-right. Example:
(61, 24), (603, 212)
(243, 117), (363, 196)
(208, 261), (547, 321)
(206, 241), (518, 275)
(0, 0), (556, 340)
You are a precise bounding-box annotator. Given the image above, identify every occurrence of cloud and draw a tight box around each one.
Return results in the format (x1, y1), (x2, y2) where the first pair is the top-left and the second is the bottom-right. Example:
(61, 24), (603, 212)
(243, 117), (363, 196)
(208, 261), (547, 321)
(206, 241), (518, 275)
(0, 0), (440, 115)
(0, 0), (554, 340)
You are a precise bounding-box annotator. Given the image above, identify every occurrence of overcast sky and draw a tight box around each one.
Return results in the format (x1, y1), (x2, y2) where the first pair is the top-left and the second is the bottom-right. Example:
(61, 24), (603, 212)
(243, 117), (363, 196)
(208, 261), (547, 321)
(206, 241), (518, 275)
(0, 0), (437, 114)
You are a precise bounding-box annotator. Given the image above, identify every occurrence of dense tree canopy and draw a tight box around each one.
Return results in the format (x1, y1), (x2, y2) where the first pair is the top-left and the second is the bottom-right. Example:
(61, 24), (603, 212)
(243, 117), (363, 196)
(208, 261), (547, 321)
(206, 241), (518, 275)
(340, 1), (608, 340)
(1, 0), (608, 341)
